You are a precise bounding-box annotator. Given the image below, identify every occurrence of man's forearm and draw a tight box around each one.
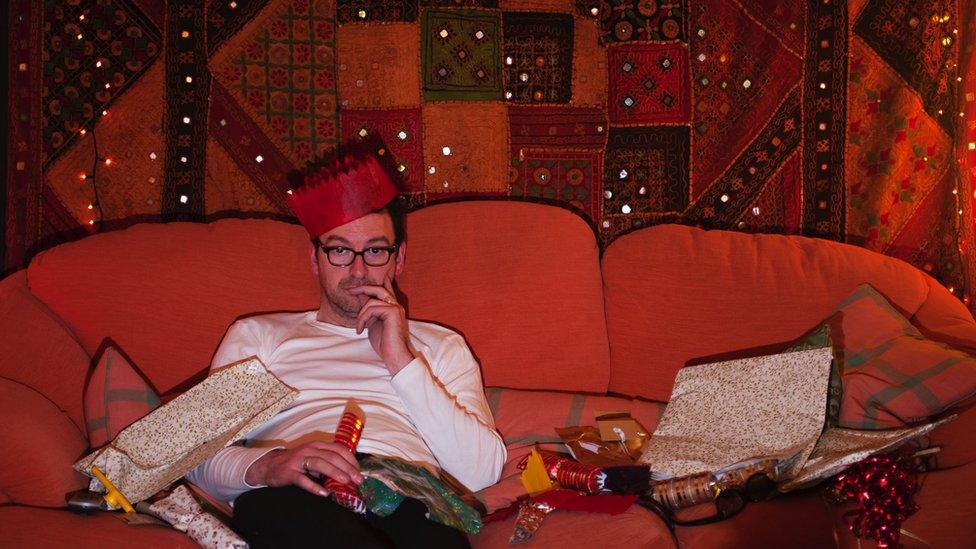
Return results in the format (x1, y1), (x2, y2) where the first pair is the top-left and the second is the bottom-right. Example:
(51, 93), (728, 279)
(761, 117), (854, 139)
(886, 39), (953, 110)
(390, 358), (506, 492)
(186, 445), (280, 502)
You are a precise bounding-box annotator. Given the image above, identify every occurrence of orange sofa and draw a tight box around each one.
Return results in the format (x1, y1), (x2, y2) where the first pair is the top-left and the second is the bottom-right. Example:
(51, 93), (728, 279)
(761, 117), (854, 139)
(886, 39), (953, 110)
(2, 201), (974, 548)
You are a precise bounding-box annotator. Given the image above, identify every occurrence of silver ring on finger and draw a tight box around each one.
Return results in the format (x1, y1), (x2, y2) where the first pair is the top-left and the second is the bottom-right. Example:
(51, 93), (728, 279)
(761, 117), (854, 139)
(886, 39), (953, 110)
(302, 456), (311, 474)
(382, 296), (396, 305)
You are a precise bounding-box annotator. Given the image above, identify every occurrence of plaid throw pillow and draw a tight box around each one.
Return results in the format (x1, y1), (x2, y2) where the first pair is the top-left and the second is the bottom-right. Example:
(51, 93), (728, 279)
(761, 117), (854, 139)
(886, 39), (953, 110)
(799, 284), (976, 429)
(84, 345), (161, 449)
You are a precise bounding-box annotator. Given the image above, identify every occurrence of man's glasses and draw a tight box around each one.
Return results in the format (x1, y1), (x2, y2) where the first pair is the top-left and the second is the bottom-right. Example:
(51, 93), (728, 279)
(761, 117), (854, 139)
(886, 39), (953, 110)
(316, 243), (398, 267)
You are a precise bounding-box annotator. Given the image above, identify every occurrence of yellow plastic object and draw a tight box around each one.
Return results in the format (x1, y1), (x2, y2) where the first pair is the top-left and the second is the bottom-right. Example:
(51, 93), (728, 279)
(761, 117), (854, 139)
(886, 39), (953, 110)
(90, 465), (135, 513)
(520, 448), (554, 497)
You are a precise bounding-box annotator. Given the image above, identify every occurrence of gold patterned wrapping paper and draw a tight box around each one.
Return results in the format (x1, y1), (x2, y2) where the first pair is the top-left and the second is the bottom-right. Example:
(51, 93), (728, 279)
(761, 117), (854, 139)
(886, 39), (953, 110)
(780, 416), (952, 491)
(74, 357), (297, 504)
(638, 347), (833, 479)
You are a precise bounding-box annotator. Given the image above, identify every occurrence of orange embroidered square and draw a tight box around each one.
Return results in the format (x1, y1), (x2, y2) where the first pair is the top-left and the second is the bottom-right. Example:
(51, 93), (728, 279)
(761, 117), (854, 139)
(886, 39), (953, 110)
(337, 23), (421, 109)
(422, 101), (509, 194)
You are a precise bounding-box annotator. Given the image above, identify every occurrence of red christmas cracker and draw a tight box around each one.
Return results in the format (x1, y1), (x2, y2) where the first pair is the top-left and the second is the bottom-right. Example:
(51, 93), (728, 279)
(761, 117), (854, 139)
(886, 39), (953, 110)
(517, 451), (604, 494)
(325, 411), (366, 514)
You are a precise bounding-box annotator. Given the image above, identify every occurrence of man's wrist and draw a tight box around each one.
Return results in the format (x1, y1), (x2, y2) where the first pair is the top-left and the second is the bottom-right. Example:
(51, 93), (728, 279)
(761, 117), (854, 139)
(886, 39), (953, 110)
(386, 348), (416, 376)
(244, 449), (278, 486)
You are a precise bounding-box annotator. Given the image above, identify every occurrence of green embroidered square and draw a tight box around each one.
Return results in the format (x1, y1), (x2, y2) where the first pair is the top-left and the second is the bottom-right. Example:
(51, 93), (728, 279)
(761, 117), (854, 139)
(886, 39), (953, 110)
(422, 8), (503, 101)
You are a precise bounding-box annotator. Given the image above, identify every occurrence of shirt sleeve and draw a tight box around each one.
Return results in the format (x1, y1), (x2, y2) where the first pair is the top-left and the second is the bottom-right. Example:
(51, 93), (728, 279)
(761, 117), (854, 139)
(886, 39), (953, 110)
(185, 319), (279, 502)
(390, 333), (506, 492)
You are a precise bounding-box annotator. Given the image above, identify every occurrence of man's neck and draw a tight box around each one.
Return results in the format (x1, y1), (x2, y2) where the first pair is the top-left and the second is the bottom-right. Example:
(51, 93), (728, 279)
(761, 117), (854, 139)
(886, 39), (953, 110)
(316, 305), (357, 329)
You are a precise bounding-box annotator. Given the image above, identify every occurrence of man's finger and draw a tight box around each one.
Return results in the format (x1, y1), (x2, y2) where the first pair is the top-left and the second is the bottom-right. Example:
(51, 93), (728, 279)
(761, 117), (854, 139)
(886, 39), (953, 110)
(305, 442), (361, 468)
(309, 452), (364, 483)
(294, 473), (330, 497)
(356, 301), (390, 333)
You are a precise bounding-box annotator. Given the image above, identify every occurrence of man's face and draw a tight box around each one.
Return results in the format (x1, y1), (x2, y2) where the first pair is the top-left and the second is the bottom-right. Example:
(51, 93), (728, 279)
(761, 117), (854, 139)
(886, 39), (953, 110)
(313, 212), (405, 324)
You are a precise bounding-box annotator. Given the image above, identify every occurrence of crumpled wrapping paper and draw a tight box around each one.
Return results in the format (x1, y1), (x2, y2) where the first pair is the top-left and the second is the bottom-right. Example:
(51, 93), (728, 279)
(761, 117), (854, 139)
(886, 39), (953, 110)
(145, 485), (247, 549)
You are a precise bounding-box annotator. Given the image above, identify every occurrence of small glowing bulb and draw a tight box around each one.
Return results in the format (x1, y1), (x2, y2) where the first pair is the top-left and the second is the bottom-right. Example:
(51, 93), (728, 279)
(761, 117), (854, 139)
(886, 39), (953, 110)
(79, 128), (87, 135)
(442, 146), (452, 156)
(179, 195), (189, 204)
(255, 155), (264, 163)
(77, 33), (83, 40)
(78, 173), (87, 180)
(720, 194), (730, 203)
(89, 220), (95, 225)
(183, 116), (191, 124)
(181, 30), (190, 38)
(95, 61), (102, 68)
(105, 83), (111, 89)
(104, 158), (113, 166)
(79, 14), (85, 20)
(87, 204), (94, 210)
(185, 76), (193, 83)
(101, 110), (108, 116)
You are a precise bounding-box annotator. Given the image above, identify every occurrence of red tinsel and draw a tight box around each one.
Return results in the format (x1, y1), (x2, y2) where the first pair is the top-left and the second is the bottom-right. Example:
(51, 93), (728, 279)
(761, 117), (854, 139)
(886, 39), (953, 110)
(833, 456), (920, 548)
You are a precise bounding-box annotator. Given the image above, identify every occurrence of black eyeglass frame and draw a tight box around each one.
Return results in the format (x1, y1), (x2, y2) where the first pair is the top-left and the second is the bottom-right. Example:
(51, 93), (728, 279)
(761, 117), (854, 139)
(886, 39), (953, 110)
(313, 241), (399, 267)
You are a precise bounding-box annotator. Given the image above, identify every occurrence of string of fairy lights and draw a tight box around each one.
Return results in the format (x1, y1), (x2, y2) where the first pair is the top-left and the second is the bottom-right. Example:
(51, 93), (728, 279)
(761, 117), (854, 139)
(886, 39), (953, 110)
(63, 1), (975, 304)
(74, 9), (114, 233)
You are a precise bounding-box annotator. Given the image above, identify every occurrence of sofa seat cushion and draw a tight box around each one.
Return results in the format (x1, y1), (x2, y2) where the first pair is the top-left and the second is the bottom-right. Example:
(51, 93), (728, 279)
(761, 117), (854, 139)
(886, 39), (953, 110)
(486, 387), (666, 450)
(470, 504), (677, 549)
(675, 489), (835, 548)
(603, 224), (932, 401)
(0, 506), (198, 548)
(0, 378), (89, 506)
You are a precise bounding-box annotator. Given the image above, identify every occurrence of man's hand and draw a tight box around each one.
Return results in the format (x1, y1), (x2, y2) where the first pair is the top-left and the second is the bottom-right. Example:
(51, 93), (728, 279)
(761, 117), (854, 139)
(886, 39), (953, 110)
(244, 441), (363, 497)
(347, 279), (415, 374)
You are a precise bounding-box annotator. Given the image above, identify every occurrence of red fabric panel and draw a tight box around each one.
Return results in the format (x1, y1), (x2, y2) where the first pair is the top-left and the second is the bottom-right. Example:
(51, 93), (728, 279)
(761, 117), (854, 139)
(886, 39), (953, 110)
(0, 270), (90, 430)
(602, 224), (931, 402)
(0, 506), (197, 547)
(26, 219), (321, 394)
(0, 378), (89, 506)
(397, 202), (610, 393)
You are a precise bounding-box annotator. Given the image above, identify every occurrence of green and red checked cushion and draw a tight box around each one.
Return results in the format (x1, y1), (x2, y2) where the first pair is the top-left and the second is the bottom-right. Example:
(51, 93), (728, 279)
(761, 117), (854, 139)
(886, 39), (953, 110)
(83, 345), (161, 449)
(802, 284), (976, 429)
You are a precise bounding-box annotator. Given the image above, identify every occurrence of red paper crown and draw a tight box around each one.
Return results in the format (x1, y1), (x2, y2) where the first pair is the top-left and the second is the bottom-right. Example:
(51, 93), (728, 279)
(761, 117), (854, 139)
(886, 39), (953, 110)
(286, 154), (398, 239)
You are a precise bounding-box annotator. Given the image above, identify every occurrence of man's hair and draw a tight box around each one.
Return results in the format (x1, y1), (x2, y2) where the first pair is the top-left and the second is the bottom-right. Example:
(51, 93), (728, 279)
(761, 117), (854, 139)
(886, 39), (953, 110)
(379, 196), (407, 247)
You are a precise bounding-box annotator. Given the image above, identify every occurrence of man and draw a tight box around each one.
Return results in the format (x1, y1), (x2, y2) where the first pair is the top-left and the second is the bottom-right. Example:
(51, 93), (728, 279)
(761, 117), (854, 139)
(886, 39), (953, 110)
(187, 153), (506, 547)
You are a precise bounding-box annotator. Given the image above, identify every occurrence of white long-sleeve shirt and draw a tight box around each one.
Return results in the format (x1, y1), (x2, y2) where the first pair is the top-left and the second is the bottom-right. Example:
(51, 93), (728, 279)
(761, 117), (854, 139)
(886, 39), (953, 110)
(186, 311), (506, 502)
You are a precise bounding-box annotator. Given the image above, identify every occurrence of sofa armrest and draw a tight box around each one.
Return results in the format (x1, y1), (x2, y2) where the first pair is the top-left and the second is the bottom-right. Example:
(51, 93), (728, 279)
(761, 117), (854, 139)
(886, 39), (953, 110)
(0, 271), (91, 430)
(927, 398), (976, 468)
(0, 378), (89, 507)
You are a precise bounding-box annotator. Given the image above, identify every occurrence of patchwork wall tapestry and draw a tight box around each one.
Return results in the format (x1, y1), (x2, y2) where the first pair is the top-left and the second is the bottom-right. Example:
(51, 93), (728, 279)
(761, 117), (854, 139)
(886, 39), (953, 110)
(5, 0), (976, 310)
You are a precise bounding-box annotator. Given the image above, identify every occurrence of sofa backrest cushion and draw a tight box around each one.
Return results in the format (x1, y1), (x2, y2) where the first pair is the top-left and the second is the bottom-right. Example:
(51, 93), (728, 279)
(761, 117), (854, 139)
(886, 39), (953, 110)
(602, 224), (932, 402)
(396, 201), (610, 392)
(27, 201), (610, 394)
(27, 219), (321, 393)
